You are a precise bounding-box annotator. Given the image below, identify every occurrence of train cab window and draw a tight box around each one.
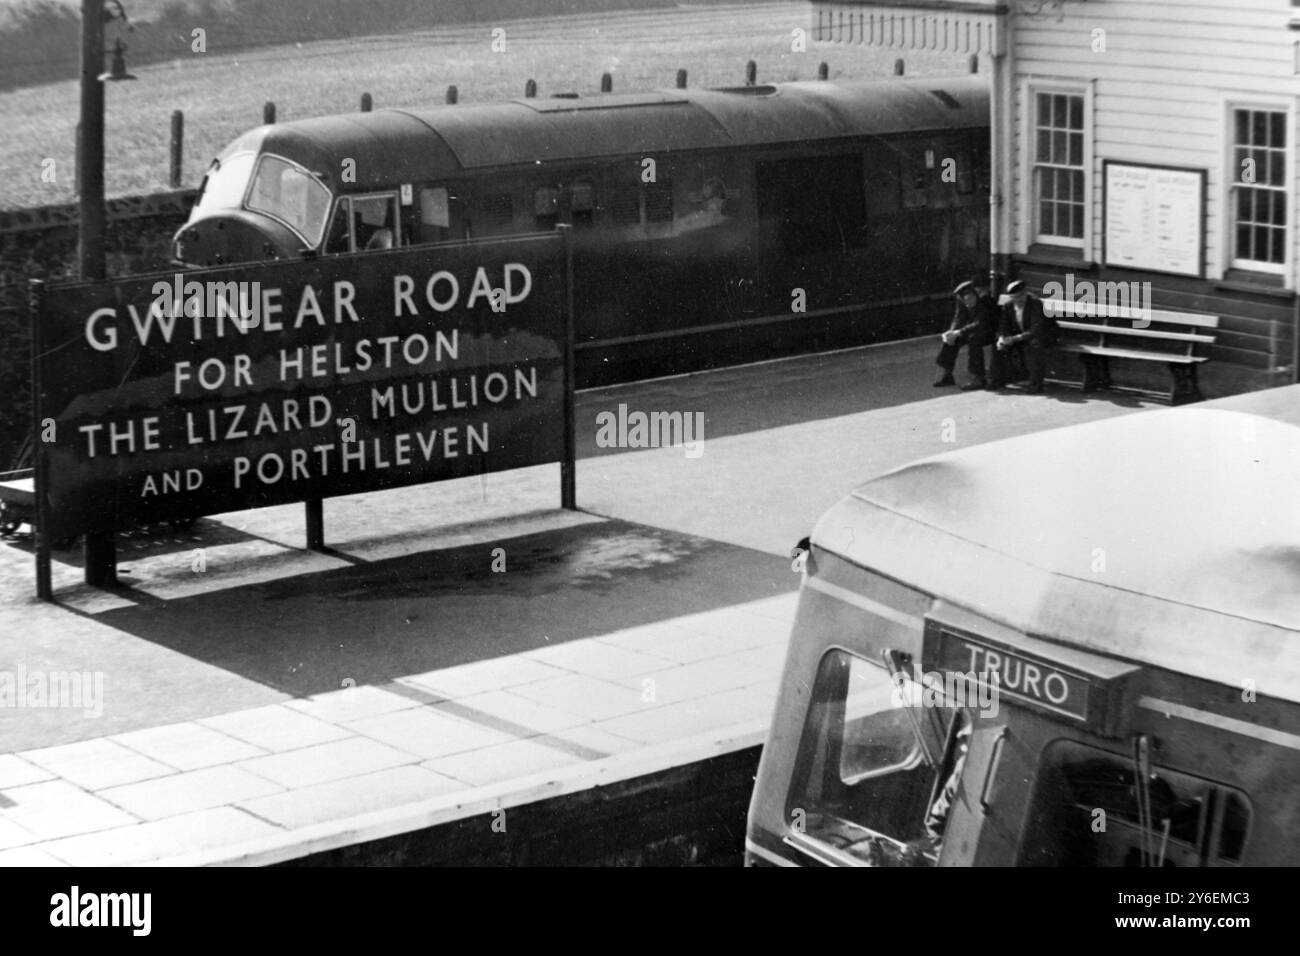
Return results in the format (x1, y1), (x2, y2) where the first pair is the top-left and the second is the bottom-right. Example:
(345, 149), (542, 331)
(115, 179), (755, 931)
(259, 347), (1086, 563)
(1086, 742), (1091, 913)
(569, 181), (595, 228)
(323, 194), (400, 253)
(784, 649), (969, 866)
(1020, 740), (1253, 867)
(534, 186), (560, 231)
(246, 154), (332, 247)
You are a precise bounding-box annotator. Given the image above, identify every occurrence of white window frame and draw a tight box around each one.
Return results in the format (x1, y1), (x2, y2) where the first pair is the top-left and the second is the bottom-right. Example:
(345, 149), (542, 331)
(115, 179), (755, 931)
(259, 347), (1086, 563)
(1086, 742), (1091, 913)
(1020, 78), (1094, 255)
(1221, 94), (1293, 280)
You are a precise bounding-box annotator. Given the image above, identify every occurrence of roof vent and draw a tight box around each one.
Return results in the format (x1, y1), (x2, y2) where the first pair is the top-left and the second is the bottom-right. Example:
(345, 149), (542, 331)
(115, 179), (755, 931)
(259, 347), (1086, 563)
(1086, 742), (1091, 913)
(929, 89), (962, 109)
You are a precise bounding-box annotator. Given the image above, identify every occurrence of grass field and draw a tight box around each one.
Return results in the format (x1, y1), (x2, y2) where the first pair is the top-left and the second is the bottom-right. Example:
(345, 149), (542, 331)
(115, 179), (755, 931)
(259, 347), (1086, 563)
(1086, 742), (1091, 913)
(0, 2), (976, 210)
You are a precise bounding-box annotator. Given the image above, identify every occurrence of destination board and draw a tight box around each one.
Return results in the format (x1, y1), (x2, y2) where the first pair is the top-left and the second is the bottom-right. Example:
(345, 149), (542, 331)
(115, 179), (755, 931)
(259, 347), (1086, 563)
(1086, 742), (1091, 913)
(1103, 161), (1205, 277)
(33, 234), (569, 539)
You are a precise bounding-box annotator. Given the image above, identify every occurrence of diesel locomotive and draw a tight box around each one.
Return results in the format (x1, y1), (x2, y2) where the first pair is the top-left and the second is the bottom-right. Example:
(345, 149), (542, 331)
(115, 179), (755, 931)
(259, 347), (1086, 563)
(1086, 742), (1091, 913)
(172, 76), (990, 385)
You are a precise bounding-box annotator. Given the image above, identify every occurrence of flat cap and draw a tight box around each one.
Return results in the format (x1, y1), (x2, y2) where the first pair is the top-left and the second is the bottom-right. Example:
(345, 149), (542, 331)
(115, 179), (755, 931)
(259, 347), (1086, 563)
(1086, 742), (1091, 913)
(953, 280), (975, 296)
(1006, 280), (1028, 294)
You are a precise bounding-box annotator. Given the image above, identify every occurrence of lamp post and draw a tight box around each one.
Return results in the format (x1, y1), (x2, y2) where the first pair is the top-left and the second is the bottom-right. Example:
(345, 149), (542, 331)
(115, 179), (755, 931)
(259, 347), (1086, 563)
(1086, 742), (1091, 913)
(77, 0), (134, 586)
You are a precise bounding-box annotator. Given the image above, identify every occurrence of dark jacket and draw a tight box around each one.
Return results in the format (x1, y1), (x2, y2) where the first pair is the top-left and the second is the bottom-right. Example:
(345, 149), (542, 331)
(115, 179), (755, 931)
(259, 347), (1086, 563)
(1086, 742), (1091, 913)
(998, 294), (1057, 348)
(948, 292), (998, 337)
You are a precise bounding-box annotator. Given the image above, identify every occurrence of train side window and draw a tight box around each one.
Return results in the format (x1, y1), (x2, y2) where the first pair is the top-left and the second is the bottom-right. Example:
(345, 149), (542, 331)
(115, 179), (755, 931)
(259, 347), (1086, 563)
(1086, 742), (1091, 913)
(534, 186), (560, 231)
(421, 186), (451, 237)
(1021, 740), (1253, 867)
(609, 185), (641, 227)
(783, 649), (962, 866)
(479, 192), (515, 236)
(957, 150), (975, 195)
(645, 180), (673, 224)
(569, 181), (595, 228)
(901, 156), (930, 210)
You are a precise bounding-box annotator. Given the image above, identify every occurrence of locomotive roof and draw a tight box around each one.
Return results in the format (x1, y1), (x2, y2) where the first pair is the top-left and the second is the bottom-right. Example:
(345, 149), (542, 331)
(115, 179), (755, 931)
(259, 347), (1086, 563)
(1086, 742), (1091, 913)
(218, 76), (987, 188)
(812, 384), (1300, 703)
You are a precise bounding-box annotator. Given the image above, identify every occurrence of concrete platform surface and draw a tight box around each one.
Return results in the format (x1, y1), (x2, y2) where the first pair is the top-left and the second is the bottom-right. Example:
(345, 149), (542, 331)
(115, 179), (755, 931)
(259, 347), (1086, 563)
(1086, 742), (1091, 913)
(0, 337), (1159, 865)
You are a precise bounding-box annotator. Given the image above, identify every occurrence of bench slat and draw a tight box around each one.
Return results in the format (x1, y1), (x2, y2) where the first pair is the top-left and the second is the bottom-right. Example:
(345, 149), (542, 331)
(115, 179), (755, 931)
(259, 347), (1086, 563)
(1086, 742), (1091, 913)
(1058, 344), (1207, 363)
(1056, 321), (1216, 344)
(1043, 300), (1220, 329)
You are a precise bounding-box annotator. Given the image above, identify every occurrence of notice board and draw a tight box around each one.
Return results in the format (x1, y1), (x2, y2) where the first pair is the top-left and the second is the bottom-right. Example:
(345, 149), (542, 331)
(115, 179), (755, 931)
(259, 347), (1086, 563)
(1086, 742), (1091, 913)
(32, 233), (570, 540)
(1103, 161), (1205, 277)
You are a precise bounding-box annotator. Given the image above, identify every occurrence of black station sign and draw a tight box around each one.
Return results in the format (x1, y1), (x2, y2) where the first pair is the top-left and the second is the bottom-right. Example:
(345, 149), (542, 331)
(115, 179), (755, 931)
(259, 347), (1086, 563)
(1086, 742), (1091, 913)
(33, 235), (569, 539)
(921, 618), (1139, 733)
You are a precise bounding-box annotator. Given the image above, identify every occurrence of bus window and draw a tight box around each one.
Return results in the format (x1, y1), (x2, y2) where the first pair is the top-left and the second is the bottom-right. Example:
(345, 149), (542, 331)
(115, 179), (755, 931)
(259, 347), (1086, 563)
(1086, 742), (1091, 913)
(1021, 740), (1253, 867)
(784, 649), (966, 866)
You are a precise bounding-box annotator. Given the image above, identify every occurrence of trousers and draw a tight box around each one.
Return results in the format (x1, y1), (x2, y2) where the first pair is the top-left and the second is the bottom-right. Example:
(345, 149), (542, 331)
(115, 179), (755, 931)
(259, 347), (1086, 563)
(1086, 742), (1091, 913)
(935, 324), (992, 380)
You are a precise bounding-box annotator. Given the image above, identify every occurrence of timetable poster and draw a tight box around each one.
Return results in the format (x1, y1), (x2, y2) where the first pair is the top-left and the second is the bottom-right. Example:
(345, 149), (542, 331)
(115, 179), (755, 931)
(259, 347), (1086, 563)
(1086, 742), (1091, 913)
(1104, 162), (1205, 277)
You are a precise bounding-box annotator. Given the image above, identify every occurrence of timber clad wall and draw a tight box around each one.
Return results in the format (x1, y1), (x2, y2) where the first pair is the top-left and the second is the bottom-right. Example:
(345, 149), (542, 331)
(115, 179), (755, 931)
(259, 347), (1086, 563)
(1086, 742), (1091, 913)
(1010, 0), (1300, 393)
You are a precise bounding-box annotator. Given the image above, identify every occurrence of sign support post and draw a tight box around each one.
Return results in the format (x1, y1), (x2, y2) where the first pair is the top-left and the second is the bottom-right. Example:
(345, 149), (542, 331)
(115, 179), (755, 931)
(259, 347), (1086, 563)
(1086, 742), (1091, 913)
(30, 279), (53, 602)
(79, 0), (117, 588)
(305, 498), (324, 550)
(559, 224), (576, 511)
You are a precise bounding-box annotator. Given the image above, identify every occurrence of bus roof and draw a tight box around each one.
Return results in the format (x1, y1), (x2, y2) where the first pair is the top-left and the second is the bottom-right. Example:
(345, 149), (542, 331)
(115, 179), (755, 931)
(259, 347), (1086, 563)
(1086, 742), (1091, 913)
(812, 385), (1300, 703)
(218, 76), (987, 189)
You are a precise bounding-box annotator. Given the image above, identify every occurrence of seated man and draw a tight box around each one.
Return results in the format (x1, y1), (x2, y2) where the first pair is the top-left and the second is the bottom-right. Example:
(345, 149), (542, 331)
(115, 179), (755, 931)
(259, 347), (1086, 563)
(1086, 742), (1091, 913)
(994, 279), (1058, 394)
(935, 279), (997, 390)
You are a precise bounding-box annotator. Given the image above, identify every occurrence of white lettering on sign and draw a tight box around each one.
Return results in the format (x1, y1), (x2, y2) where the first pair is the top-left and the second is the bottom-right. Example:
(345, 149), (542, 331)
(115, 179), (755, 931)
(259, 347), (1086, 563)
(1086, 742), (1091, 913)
(963, 640), (1078, 713)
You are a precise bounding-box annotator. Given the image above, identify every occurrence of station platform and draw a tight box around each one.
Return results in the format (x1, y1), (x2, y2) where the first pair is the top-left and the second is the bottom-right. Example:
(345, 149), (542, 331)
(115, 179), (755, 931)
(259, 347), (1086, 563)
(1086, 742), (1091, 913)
(0, 337), (1158, 865)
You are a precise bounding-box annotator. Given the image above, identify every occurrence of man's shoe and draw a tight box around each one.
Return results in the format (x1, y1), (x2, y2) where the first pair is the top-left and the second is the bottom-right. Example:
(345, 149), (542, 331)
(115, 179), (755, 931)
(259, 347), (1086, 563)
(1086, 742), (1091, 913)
(960, 379), (987, 391)
(1024, 384), (1045, 394)
(933, 373), (956, 387)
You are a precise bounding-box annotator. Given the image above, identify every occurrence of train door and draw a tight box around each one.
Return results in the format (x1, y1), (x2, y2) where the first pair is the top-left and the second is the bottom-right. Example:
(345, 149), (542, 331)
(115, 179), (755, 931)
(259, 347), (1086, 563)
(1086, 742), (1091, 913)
(755, 152), (869, 320)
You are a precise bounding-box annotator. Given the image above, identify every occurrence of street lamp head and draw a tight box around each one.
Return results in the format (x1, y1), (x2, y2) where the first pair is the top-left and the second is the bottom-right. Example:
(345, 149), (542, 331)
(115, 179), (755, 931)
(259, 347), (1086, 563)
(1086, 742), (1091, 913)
(99, 38), (136, 82)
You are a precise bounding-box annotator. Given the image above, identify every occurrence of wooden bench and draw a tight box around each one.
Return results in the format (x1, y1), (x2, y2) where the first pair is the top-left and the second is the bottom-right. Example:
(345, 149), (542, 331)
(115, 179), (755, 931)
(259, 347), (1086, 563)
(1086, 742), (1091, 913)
(1043, 299), (1219, 405)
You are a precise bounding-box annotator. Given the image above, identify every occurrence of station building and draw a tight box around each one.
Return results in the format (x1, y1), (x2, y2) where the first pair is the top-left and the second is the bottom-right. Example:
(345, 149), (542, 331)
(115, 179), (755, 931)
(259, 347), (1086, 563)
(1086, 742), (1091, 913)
(811, 0), (1300, 395)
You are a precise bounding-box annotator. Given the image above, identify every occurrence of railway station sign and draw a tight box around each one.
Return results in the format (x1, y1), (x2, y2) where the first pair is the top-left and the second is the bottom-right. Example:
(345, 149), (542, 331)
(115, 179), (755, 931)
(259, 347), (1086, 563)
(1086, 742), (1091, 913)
(32, 233), (572, 542)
